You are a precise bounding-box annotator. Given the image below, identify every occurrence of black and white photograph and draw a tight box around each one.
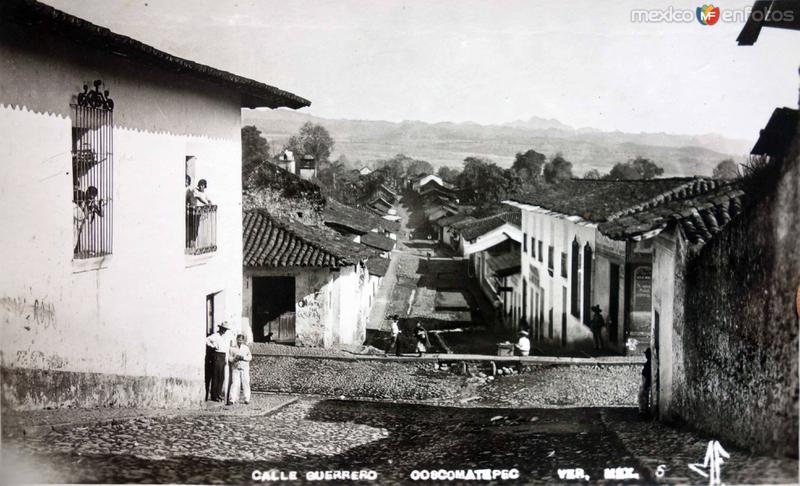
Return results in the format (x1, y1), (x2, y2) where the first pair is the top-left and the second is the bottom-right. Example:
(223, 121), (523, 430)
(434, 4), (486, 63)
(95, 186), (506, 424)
(1, 0), (798, 484)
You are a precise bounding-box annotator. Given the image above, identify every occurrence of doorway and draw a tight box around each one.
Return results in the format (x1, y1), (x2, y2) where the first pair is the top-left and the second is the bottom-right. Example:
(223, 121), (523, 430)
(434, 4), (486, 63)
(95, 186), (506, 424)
(252, 276), (296, 343)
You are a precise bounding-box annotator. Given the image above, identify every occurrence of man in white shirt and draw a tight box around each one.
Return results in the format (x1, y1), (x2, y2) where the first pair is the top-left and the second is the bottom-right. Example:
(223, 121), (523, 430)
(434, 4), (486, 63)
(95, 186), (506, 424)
(386, 315), (401, 357)
(227, 334), (253, 405)
(516, 330), (531, 357)
(205, 321), (232, 401)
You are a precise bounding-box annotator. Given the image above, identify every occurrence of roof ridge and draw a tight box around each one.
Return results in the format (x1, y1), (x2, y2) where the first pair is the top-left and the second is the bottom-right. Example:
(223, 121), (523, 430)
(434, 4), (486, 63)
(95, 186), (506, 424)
(607, 177), (723, 220)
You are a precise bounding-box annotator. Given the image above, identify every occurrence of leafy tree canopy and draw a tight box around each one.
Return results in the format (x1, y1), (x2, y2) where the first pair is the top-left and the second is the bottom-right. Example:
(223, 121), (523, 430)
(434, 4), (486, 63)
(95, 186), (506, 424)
(437, 166), (461, 184)
(284, 122), (335, 164)
(712, 159), (739, 180)
(457, 157), (518, 204)
(583, 169), (601, 180)
(242, 125), (270, 188)
(511, 149), (546, 181)
(605, 156), (664, 180)
(543, 153), (574, 184)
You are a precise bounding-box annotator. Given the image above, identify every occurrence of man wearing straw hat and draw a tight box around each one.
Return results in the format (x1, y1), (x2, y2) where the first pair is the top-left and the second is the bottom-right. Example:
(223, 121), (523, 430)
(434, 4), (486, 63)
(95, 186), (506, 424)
(205, 321), (232, 402)
(515, 330), (531, 357)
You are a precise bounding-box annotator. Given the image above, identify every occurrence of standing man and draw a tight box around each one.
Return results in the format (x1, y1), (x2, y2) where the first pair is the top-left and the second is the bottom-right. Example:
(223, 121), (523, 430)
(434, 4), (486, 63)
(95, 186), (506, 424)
(228, 334), (252, 406)
(386, 315), (401, 357)
(205, 321), (232, 402)
(589, 305), (606, 351)
(639, 348), (652, 418)
(414, 322), (429, 357)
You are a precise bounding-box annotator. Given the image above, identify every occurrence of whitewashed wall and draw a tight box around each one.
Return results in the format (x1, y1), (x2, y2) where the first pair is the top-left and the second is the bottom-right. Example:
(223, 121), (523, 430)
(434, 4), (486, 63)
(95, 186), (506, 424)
(0, 32), (244, 409)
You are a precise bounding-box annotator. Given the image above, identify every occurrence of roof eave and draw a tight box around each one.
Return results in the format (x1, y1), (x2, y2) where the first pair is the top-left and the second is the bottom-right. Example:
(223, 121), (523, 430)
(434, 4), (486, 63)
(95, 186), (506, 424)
(3, 0), (311, 110)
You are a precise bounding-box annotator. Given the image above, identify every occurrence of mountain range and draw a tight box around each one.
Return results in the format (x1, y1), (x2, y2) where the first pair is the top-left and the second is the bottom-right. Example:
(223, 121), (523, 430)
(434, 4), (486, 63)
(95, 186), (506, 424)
(243, 109), (754, 177)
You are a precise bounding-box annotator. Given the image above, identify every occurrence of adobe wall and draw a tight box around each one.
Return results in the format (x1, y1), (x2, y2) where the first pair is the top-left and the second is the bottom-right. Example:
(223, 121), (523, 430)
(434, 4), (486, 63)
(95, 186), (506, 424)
(674, 144), (799, 457)
(243, 263), (369, 348)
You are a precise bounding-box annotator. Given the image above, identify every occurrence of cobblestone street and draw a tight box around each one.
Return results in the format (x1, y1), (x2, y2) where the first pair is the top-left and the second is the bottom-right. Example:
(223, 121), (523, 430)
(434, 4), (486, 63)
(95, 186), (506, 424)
(3, 397), (796, 485)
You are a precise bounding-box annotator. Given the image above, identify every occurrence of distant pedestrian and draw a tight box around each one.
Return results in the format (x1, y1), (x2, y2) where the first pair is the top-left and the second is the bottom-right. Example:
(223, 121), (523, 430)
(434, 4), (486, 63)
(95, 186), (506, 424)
(515, 330), (531, 357)
(227, 334), (252, 405)
(639, 348), (652, 418)
(589, 305), (605, 351)
(205, 321), (232, 402)
(414, 322), (429, 357)
(387, 315), (401, 356)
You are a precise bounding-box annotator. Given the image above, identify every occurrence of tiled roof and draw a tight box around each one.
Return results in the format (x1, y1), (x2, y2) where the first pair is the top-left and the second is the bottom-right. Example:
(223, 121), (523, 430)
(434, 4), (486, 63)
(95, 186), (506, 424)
(453, 211), (521, 241)
(752, 107), (798, 157)
(599, 182), (747, 245)
(2, 0), (309, 110)
(366, 257), (391, 277)
(323, 198), (400, 234)
(243, 210), (372, 268)
(507, 178), (722, 223)
(486, 248), (522, 277)
(370, 197), (393, 209)
(435, 214), (475, 228)
(424, 205), (457, 217)
(360, 232), (396, 252)
(420, 180), (456, 192)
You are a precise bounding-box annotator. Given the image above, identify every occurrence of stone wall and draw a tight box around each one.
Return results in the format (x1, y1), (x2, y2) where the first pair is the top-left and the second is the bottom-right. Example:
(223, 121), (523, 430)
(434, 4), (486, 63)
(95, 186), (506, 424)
(673, 148), (799, 457)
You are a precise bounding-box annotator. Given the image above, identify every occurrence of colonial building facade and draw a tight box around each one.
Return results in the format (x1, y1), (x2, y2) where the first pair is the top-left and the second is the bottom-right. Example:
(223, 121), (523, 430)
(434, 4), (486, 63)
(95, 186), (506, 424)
(0, 1), (308, 409)
(506, 178), (727, 352)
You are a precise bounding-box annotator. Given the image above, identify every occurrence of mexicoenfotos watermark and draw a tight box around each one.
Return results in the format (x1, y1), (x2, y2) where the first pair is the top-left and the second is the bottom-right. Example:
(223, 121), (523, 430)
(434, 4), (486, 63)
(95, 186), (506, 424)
(631, 4), (795, 25)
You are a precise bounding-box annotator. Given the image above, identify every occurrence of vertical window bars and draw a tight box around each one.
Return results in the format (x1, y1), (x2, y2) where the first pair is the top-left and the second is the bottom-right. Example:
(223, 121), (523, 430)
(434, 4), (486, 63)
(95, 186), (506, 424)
(72, 80), (114, 259)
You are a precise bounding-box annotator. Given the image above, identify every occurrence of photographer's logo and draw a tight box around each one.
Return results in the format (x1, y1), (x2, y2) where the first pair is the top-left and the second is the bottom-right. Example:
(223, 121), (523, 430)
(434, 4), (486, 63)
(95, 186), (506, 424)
(688, 440), (729, 485)
(696, 4), (720, 25)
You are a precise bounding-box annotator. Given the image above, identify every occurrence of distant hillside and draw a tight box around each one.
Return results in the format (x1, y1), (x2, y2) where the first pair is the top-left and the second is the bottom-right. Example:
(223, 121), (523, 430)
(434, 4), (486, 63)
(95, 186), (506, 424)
(243, 109), (753, 177)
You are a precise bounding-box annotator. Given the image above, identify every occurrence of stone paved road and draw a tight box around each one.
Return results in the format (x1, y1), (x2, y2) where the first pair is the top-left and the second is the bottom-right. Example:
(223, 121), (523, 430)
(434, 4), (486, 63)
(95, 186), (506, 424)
(3, 399), (796, 485)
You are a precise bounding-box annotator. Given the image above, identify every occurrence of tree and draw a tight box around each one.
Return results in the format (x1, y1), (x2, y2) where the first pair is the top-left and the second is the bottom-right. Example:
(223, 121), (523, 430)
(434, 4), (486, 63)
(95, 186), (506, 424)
(457, 157), (518, 204)
(511, 149), (546, 181)
(437, 166), (461, 184)
(241, 125), (270, 187)
(605, 156), (664, 180)
(406, 159), (434, 178)
(542, 153), (574, 184)
(284, 122), (335, 164)
(583, 169), (601, 179)
(712, 159), (739, 180)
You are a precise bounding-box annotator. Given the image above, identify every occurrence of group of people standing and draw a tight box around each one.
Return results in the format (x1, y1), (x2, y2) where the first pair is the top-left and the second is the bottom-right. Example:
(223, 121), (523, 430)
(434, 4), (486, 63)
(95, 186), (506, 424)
(205, 322), (252, 406)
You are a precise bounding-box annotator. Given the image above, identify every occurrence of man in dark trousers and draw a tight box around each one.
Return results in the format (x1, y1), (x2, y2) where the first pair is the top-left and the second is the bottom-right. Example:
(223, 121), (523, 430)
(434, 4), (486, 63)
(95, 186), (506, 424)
(589, 305), (606, 351)
(205, 321), (232, 402)
(639, 348), (653, 417)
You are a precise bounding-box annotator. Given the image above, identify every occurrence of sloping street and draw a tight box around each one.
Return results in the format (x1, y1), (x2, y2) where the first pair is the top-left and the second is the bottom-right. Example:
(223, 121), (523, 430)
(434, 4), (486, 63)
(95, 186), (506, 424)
(3, 398), (796, 485)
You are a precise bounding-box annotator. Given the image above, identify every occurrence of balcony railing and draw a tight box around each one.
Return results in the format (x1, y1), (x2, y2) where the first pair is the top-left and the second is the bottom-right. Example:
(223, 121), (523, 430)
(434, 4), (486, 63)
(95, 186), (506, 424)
(186, 205), (217, 255)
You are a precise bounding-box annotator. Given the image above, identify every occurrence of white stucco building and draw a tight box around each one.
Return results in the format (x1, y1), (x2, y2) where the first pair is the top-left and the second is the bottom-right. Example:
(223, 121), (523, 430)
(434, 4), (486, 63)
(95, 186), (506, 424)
(0, 1), (309, 409)
(505, 178), (725, 352)
(242, 210), (375, 347)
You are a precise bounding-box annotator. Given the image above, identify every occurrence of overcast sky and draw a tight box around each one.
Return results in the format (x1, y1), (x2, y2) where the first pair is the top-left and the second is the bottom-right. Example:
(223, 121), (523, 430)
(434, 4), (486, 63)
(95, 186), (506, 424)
(45, 0), (798, 140)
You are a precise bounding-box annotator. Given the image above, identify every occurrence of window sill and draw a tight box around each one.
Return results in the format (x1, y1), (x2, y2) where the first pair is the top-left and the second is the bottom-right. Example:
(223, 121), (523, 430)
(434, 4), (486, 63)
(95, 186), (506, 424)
(185, 250), (216, 268)
(72, 254), (112, 273)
